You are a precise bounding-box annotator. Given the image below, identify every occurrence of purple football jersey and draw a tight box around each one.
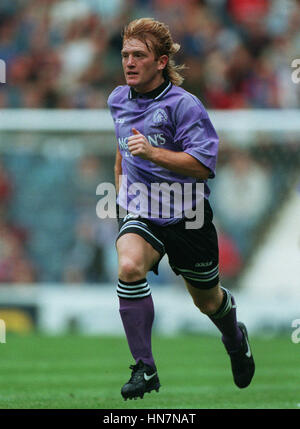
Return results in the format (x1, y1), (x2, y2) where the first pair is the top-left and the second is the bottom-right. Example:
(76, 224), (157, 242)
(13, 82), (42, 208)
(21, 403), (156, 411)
(107, 83), (219, 225)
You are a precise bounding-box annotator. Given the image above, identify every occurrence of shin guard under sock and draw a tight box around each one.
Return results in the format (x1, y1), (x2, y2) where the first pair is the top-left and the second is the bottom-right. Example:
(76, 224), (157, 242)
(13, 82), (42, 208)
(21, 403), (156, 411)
(118, 278), (156, 369)
(209, 287), (243, 352)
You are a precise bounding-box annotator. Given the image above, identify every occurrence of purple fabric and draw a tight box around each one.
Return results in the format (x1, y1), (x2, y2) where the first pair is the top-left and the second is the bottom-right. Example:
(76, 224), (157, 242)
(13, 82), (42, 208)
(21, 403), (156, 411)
(119, 295), (156, 369)
(209, 295), (243, 353)
(108, 84), (219, 225)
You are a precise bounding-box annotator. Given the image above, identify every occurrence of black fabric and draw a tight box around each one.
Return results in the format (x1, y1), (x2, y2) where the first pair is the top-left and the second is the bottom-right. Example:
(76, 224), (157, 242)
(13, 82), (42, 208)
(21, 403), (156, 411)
(116, 199), (219, 289)
(130, 79), (170, 99)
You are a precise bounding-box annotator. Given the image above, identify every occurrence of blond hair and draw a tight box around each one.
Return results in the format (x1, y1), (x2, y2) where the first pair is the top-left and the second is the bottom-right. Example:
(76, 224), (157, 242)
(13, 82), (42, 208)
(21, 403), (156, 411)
(122, 18), (185, 86)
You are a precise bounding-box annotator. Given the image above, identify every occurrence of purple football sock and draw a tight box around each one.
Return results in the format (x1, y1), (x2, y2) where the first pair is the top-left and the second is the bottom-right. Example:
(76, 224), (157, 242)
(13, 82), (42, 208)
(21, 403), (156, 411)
(118, 281), (156, 369)
(209, 288), (243, 353)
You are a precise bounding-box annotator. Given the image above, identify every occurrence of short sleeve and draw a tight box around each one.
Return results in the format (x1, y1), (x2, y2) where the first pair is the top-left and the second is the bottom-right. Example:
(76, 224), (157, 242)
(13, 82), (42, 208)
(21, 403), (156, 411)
(173, 96), (219, 178)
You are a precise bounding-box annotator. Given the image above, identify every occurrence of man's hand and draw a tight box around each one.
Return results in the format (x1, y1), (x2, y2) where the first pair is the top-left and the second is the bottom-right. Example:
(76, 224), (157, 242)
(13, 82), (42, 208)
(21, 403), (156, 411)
(127, 128), (210, 180)
(128, 128), (155, 160)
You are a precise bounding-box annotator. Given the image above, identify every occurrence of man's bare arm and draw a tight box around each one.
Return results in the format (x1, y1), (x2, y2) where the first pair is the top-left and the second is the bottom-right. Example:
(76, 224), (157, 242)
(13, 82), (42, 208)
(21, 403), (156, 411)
(128, 128), (210, 180)
(148, 147), (210, 180)
(114, 146), (123, 193)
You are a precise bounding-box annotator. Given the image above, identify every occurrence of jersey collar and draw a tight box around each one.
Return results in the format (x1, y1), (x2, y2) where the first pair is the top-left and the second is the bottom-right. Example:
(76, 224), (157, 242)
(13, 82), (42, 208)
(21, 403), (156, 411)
(129, 80), (172, 101)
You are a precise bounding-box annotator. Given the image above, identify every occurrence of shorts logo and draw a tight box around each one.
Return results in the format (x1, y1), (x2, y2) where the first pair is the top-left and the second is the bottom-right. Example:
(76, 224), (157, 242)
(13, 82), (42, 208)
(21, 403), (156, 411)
(153, 108), (168, 124)
(123, 213), (139, 222)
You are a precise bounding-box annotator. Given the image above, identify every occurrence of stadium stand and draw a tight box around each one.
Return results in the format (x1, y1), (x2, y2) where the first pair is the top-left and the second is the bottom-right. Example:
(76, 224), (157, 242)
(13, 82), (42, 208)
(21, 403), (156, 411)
(0, 0), (299, 284)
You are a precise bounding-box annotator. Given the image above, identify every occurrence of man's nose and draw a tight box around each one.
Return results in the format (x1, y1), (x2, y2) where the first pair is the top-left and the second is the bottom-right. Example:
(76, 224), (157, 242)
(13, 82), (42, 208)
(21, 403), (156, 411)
(127, 55), (135, 66)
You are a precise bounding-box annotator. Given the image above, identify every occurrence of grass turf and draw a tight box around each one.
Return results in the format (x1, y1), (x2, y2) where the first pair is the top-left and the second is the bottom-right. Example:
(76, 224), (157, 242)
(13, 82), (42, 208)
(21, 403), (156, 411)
(0, 333), (299, 409)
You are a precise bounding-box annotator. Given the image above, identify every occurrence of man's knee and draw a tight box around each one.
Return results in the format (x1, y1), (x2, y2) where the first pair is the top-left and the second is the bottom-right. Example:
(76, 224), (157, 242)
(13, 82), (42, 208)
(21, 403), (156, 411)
(185, 281), (223, 316)
(194, 298), (220, 316)
(118, 257), (146, 282)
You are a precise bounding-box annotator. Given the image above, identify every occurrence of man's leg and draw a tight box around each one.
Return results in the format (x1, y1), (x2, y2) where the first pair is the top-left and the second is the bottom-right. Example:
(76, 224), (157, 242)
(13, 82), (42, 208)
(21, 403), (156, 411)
(117, 233), (161, 399)
(184, 280), (255, 388)
(184, 282), (243, 351)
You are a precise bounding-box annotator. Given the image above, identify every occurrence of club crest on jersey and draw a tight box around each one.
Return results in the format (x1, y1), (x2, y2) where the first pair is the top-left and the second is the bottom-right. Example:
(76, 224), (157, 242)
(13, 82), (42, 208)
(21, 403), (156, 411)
(153, 108), (168, 124)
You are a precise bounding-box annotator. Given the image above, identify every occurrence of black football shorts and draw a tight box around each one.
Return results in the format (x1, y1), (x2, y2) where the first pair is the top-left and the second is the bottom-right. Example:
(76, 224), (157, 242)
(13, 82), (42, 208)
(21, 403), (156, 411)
(116, 199), (219, 289)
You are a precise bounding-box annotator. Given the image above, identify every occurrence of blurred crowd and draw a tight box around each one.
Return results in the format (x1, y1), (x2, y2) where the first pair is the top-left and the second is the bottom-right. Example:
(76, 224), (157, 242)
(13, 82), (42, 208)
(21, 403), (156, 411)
(0, 0), (300, 285)
(0, 159), (36, 283)
(1, 139), (298, 286)
(0, 0), (300, 109)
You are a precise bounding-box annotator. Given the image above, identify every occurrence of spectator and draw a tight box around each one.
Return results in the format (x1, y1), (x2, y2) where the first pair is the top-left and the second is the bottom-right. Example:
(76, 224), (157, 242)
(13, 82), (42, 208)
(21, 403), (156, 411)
(0, 160), (36, 283)
(0, 159), (13, 204)
(217, 223), (243, 288)
(0, 0), (299, 285)
(211, 149), (272, 256)
(0, 228), (36, 283)
(0, 0), (298, 108)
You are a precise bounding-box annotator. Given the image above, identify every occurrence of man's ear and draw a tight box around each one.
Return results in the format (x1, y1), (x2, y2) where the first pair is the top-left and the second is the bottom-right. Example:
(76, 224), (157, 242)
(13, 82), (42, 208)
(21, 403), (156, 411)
(158, 55), (169, 71)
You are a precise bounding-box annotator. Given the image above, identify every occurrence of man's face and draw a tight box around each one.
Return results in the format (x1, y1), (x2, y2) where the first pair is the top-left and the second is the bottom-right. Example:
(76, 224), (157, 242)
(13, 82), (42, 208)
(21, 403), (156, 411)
(121, 38), (167, 93)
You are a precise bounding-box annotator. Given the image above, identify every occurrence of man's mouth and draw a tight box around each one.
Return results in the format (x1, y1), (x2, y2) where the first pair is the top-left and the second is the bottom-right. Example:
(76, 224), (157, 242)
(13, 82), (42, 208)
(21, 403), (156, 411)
(127, 72), (138, 76)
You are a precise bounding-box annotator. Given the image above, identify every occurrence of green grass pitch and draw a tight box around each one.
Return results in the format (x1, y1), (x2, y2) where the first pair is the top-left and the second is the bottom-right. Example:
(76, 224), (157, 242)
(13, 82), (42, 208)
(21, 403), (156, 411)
(0, 333), (299, 409)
